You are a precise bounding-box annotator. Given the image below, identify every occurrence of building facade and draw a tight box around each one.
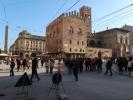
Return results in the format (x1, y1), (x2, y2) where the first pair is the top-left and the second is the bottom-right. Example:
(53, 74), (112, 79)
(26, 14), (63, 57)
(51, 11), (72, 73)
(88, 28), (130, 57)
(9, 30), (45, 56)
(9, 6), (131, 58)
(46, 6), (132, 58)
(86, 47), (112, 58)
(46, 6), (92, 57)
(122, 25), (133, 56)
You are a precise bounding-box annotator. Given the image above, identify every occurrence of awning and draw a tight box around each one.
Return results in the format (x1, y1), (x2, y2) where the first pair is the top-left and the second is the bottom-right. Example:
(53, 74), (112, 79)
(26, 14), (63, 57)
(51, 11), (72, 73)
(0, 53), (9, 57)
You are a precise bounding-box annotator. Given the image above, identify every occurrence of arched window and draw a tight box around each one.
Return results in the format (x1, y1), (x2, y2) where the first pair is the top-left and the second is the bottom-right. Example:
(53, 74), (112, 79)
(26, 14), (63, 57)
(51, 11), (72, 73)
(87, 40), (89, 46)
(78, 28), (82, 34)
(70, 40), (72, 44)
(82, 41), (84, 45)
(70, 48), (72, 52)
(68, 26), (74, 34)
(89, 40), (96, 47)
(77, 40), (79, 45)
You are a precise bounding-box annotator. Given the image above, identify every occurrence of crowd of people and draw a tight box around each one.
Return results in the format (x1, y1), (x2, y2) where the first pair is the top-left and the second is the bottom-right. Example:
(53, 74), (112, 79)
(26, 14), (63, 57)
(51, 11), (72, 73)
(64, 57), (112, 81)
(8, 55), (133, 82)
(9, 55), (57, 82)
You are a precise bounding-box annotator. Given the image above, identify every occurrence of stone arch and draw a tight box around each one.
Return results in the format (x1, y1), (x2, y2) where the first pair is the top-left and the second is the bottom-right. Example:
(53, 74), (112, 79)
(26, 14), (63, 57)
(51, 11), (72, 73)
(89, 40), (96, 47)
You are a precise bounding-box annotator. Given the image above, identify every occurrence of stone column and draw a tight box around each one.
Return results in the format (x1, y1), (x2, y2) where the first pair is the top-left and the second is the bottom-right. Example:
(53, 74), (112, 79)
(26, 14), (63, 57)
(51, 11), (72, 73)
(4, 25), (8, 53)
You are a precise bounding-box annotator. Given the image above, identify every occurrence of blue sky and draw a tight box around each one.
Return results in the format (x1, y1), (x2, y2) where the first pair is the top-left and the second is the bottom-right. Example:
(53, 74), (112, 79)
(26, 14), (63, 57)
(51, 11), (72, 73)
(0, 0), (133, 49)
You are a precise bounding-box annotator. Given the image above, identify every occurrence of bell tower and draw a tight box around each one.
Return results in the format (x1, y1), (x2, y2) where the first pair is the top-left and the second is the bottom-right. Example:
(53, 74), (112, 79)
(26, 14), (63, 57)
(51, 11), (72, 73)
(80, 6), (91, 19)
(80, 6), (92, 35)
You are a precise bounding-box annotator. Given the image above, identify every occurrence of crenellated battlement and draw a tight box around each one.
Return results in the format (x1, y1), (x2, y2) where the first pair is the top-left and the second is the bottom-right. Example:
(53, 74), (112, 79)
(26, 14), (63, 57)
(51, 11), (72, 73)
(47, 6), (91, 28)
(89, 33), (97, 37)
(58, 11), (90, 23)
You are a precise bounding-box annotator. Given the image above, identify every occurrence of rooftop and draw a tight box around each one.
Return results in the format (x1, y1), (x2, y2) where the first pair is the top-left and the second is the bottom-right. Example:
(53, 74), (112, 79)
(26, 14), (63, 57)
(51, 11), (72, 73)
(95, 28), (129, 34)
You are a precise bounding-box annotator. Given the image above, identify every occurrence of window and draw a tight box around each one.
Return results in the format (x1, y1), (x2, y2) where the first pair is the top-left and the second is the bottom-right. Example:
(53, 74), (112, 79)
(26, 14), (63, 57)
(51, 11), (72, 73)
(77, 40), (79, 45)
(89, 40), (96, 47)
(36, 41), (38, 47)
(125, 37), (128, 44)
(69, 26), (74, 34)
(80, 49), (82, 52)
(75, 49), (77, 52)
(82, 41), (84, 45)
(70, 40), (72, 44)
(39, 41), (42, 46)
(70, 48), (72, 52)
(120, 36), (122, 44)
(26, 41), (29, 47)
(78, 28), (82, 34)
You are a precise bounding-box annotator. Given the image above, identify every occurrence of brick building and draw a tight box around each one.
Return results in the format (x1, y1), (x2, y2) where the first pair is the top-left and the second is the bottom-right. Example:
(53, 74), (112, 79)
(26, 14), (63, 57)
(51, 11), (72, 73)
(88, 28), (130, 57)
(122, 25), (133, 56)
(46, 6), (92, 57)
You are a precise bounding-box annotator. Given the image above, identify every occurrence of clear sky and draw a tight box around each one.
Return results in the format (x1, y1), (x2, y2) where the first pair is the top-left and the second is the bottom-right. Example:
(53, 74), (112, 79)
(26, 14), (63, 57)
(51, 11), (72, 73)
(0, 0), (133, 50)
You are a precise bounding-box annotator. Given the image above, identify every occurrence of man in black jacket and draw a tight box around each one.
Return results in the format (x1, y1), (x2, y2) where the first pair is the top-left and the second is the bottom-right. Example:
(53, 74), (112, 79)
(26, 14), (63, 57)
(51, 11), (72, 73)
(104, 58), (113, 76)
(96, 57), (103, 73)
(31, 56), (40, 82)
(72, 57), (80, 81)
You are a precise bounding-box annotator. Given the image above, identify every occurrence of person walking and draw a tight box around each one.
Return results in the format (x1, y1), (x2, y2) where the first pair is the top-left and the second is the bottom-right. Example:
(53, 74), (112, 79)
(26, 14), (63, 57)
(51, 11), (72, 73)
(68, 58), (73, 75)
(41, 57), (44, 67)
(31, 56), (40, 82)
(104, 58), (113, 76)
(72, 58), (80, 81)
(16, 58), (21, 72)
(123, 57), (128, 72)
(22, 58), (27, 71)
(45, 57), (49, 74)
(96, 57), (103, 73)
(49, 58), (55, 75)
(127, 57), (133, 76)
(10, 58), (15, 76)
